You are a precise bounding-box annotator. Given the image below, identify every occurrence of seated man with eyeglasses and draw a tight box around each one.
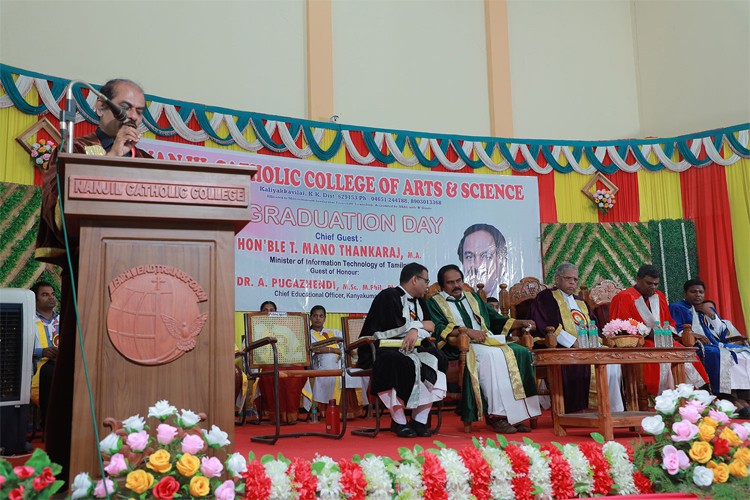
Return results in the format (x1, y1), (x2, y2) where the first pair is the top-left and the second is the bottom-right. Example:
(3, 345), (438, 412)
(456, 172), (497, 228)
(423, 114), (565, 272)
(357, 263), (448, 438)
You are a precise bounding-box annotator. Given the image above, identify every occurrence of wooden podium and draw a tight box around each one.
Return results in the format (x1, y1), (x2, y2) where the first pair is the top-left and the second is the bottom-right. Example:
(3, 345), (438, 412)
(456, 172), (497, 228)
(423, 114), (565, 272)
(58, 153), (256, 475)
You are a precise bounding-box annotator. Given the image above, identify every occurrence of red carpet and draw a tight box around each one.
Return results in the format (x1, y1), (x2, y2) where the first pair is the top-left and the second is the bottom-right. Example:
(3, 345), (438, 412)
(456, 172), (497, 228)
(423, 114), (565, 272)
(233, 408), (648, 461)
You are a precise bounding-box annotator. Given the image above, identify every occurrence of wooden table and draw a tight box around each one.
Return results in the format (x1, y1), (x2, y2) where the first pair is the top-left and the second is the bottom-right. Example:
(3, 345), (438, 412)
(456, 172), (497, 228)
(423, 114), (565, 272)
(532, 347), (697, 441)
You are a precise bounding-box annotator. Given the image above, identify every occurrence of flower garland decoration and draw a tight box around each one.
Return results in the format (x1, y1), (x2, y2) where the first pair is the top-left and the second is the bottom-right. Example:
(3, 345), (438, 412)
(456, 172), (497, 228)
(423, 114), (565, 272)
(338, 459), (367, 500)
(0, 449), (63, 499)
(541, 444), (575, 499)
(62, 402), (706, 499)
(359, 455), (395, 499)
(310, 455), (343, 500)
(562, 443), (595, 496)
(593, 188), (615, 213)
(521, 443), (553, 498)
(435, 447), (471, 498)
(481, 444), (515, 499)
(635, 383), (750, 498)
(603, 441), (638, 495)
(459, 443), (492, 500)
(579, 442), (615, 495)
(30, 139), (55, 170)
(504, 443), (534, 500)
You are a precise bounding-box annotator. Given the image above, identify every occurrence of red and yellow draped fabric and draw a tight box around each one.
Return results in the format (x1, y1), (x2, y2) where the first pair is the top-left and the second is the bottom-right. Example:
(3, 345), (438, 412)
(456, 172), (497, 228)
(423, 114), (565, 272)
(2, 67), (748, 335)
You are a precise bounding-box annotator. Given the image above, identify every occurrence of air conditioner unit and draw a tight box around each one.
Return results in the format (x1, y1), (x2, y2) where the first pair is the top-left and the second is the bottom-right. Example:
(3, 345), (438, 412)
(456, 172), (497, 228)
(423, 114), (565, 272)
(0, 288), (36, 407)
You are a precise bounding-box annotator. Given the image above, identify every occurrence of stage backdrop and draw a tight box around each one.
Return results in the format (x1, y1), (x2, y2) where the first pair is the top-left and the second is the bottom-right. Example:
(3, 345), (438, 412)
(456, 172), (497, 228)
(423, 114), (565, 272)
(140, 139), (542, 312)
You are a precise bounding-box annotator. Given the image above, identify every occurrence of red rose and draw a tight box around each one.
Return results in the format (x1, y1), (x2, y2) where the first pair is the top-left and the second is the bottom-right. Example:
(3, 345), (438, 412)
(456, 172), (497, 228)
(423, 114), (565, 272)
(13, 466), (35, 479)
(152, 476), (180, 499)
(9, 485), (24, 500)
(713, 437), (731, 456)
(33, 467), (57, 491)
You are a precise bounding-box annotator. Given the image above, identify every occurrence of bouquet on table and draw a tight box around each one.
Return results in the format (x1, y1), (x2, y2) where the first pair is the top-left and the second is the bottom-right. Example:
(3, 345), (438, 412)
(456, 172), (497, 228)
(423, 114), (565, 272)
(70, 400), (244, 499)
(601, 318), (648, 347)
(636, 383), (750, 499)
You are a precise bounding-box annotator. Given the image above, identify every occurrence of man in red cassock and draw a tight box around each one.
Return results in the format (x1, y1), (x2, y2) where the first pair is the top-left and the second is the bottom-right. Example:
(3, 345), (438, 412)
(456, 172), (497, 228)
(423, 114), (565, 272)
(609, 264), (708, 396)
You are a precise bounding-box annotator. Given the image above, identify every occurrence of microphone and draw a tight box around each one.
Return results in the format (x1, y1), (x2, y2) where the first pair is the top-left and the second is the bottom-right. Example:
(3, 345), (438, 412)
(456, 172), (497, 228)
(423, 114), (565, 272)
(102, 99), (128, 123)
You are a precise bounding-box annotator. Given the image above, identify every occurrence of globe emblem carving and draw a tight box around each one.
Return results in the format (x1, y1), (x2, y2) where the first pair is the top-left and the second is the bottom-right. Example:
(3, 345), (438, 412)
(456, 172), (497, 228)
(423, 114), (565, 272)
(107, 265), (208, 365)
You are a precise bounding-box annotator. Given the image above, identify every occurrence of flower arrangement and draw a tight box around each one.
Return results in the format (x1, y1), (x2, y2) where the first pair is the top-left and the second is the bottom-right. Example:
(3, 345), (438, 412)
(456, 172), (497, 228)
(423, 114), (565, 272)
(601, 318), (648, 337)
(635, 383), (750, 499)
(238, 434), (650, 499)
(70, 400), (244, 499)
(30, 139), (55, 170)
(0, 449), (64, 499)
(593, 188), (615, 213)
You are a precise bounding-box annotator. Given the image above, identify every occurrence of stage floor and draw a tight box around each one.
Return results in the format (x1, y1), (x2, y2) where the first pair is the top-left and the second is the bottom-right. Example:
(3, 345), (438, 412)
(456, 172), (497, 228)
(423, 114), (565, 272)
(233, 408), (649, 461)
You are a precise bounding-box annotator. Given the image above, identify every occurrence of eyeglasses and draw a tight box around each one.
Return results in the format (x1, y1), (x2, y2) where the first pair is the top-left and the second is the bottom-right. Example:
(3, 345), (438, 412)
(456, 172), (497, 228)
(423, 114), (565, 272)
(416, 275), (430, 284)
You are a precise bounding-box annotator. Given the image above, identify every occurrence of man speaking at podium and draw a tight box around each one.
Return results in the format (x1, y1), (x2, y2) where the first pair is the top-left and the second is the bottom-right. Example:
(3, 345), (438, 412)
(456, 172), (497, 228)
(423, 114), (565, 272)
(35, 78), (152, 482)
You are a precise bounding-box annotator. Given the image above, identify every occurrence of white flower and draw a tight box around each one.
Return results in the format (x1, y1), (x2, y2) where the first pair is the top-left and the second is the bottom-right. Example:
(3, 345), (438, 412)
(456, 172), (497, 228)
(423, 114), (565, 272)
(226, 452), (247, 477)
(98, 433), (121, 454)
(178, 409), (201, 428)
(148, 400), (177, 420)
(394, 462), (423, 500)
(312, 456), (343, 500)
(264, 459), (293, 500)
(675, 383), (695, 399)
(641, 414), (666, 435)
(122, 414), (146, 432)
(71, 472), (93, 499)
(693, 465), (714, 487)
(603, 442), (638, 495)
(482, 447), (515, 500)
(360, 456), (394, 499)
(654, 392), (679, 415)
(438, 448), (472, 499)
(522, 445), (553, 500)
(563, 444), (594, 497)
(202, 425), (230, 447)
(714, 399), (737, 416)
(691, 390), (715, 406)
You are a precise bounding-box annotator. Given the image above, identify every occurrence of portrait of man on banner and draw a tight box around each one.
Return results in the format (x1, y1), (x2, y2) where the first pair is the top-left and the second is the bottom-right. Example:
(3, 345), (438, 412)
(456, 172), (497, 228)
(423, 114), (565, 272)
(457, 223), (507, 300)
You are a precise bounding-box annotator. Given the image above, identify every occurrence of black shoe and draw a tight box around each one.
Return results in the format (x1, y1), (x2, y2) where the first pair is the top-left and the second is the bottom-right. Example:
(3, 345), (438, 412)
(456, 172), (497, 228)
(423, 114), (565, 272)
(390, 421), (416, 438)
(409, 419), (433, 437)
(738, 407), (750, 420)
(514, 423), (532, 433)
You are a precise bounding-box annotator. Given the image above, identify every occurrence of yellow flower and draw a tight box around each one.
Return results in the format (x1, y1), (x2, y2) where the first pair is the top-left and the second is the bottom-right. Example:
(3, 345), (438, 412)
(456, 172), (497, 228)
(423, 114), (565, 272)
(125, 469), (155, 494)
(189, 476), (211, 497)
(702, 416), (719, 428)
(708, 461), (730, 483)
(728, 460), (749, 478)
(698, 422), (716, 442)
(734, 447), (750, 466)
(176, 453), (201, 477)
(689, 441), (713, 464)
(719, 427), (742, 447)
(146, 449), (172, 473)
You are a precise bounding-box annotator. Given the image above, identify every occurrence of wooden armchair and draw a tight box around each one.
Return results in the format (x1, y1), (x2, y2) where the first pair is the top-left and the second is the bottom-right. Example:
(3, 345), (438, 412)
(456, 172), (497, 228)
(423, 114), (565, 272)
(586, 279), (623, 328)
(242, 312), (348, 444)
(509, 277), (547, 320)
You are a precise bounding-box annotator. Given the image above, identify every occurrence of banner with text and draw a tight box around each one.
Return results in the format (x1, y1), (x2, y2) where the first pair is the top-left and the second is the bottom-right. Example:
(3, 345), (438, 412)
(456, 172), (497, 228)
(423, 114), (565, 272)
(139, 139), (541, 312)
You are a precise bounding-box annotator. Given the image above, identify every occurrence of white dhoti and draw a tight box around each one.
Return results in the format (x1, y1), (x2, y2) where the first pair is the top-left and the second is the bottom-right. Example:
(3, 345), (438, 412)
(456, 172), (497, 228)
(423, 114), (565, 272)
(732, 351), (750, 390)
(379, 371), (447, 409)
(311, 352), (369, 405)
(607, 364), (625, 412)
(473, 343), (541, 425)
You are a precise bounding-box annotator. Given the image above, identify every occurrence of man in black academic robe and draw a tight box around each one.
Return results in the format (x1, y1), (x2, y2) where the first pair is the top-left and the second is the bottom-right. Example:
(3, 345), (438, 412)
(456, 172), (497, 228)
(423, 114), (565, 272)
(357, 262), (447, 437)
